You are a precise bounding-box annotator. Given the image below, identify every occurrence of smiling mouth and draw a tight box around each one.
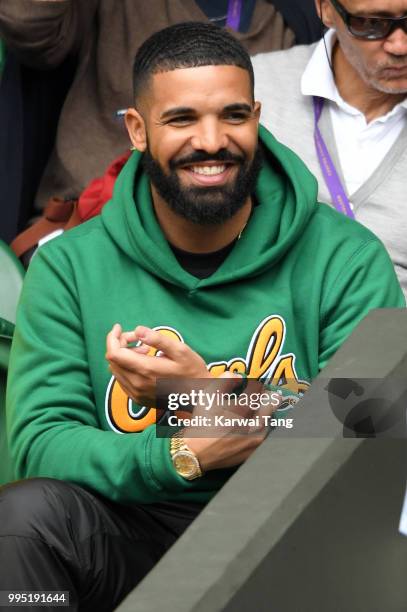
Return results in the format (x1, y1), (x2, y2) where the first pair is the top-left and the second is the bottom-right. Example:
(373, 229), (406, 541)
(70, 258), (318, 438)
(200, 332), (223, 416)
(190, 164), (227, 175)
(179, 161), (236, 185)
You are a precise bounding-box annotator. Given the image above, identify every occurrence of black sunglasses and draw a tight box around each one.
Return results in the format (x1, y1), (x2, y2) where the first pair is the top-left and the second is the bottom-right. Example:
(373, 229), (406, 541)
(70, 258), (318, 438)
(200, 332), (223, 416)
(330, 0), (407, 40)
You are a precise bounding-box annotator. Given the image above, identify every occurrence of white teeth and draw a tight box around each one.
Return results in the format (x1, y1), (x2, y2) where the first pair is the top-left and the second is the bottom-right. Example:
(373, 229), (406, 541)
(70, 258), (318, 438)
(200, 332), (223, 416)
(191, 165), (226, 175)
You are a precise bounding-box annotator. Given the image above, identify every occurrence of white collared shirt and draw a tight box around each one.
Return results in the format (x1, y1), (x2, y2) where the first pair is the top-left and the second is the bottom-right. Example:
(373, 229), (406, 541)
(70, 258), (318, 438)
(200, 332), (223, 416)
(301, 30), (407, 195)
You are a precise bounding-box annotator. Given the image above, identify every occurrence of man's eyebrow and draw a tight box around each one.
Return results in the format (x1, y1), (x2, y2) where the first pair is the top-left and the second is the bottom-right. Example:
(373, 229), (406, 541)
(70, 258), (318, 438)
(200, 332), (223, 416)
(222, 103), (253, 113)
(160, 107), (196, 120)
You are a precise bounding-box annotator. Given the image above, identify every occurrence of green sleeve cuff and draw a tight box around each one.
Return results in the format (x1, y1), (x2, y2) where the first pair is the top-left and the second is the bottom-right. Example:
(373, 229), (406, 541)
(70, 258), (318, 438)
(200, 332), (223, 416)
(144, 427), (196, 493)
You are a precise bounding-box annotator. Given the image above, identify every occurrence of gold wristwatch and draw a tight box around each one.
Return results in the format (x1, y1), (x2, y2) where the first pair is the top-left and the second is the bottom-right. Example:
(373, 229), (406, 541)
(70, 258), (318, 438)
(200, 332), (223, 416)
(170, 432), (203, 480)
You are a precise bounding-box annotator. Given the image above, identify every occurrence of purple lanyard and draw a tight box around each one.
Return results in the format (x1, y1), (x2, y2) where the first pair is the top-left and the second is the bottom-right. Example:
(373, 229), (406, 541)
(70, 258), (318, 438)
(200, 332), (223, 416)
(312, 96), (355, 219)
(226, 0), (242, 30)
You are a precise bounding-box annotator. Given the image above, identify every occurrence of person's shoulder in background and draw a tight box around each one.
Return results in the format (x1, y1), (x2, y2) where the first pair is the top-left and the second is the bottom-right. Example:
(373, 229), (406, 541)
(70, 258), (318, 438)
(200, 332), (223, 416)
(252, 42), (316, 94)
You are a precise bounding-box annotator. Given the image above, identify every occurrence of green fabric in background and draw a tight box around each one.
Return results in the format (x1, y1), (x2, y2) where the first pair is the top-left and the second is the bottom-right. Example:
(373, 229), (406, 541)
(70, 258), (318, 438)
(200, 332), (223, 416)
(0, 40), (6, 79)
(0, 323), (15, 485)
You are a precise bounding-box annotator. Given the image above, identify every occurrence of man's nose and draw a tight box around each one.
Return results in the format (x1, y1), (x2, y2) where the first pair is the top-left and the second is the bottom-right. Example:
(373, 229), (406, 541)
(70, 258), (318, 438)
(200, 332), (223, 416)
(190, 118), (229, 153)
(383, 25), (407, 56)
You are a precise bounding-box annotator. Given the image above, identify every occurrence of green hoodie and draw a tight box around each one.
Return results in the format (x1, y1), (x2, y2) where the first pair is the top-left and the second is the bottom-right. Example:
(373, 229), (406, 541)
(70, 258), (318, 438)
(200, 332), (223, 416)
(6, 126), (404, 505)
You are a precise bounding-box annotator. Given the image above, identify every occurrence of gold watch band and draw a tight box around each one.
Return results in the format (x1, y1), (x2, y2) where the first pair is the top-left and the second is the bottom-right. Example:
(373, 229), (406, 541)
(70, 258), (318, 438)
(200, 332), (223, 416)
(170, 432), (203, 480)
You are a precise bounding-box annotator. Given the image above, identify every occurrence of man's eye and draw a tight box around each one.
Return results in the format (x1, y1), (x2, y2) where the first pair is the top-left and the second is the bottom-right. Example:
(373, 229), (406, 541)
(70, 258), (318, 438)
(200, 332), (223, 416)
(225, 112), (249, 122)
(167, 116), (194, 125)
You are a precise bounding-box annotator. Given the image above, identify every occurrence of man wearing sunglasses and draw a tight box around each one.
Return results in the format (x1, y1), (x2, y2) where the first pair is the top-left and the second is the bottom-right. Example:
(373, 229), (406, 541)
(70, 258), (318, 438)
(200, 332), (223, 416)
(252, 0), (407, 299)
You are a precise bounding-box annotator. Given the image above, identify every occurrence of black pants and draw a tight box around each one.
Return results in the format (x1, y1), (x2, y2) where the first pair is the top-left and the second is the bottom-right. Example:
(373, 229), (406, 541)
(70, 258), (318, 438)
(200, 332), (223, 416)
(0, 478), (202, 611)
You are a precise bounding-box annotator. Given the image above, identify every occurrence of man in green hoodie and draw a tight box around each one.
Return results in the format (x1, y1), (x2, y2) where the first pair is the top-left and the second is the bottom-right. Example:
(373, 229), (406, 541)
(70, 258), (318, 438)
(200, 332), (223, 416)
(1, 21), (404, 609)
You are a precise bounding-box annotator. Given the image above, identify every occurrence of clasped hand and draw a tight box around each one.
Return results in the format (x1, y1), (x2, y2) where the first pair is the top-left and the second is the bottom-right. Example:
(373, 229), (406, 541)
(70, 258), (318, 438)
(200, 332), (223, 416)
(105, 324), (211, 407)
(106, 324), (279, 472)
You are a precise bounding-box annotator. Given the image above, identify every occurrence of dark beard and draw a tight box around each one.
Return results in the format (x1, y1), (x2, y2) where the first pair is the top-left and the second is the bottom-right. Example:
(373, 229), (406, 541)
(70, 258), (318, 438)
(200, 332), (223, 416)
(142, 146), (263, 225)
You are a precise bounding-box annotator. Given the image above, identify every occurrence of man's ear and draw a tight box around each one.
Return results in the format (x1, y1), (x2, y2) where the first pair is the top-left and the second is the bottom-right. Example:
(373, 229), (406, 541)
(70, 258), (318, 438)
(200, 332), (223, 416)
(254, 101), (261, 122)
(125, 108), (147, 152)
(315, 0), (335, 28)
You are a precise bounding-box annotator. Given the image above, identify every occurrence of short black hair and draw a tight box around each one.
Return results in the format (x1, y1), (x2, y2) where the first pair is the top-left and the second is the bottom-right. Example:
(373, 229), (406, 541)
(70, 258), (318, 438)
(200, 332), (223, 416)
(132, 21), (254, 103)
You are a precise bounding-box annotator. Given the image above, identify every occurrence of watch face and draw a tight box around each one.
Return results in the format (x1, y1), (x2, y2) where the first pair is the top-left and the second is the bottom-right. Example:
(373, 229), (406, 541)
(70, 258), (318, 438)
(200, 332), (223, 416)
(173, 451), (200, 478)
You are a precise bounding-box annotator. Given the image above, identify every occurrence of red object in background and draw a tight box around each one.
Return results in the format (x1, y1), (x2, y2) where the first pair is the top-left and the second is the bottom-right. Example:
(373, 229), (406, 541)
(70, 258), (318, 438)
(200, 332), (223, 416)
(78, 150), (131, 222)
(10, 150), (131, 260)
